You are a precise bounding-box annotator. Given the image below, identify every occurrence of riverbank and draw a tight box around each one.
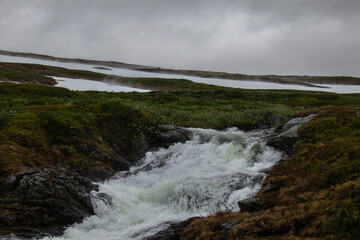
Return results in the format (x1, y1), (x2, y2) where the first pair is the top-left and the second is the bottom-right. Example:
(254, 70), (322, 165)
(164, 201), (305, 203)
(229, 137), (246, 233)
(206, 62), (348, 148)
(179, 106), (360, 239)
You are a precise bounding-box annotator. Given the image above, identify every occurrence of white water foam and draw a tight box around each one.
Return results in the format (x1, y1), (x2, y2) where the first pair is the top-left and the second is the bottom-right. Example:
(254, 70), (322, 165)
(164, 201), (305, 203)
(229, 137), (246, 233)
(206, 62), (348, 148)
(38, 127), (283, 240)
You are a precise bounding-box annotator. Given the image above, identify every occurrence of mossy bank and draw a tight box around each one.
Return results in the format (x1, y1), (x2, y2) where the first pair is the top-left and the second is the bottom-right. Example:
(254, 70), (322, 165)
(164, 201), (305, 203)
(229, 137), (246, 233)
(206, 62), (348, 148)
(178, 106), (360, 240)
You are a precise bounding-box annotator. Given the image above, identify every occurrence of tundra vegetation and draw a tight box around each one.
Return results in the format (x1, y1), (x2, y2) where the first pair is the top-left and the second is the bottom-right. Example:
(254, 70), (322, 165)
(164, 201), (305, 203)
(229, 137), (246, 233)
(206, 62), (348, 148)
(0, 62), (360, 239)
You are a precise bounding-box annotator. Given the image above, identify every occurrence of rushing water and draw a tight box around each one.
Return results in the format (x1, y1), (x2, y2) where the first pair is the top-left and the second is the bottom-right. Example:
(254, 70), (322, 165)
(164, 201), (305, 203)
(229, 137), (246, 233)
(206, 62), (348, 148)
(37, 127), (283, 240)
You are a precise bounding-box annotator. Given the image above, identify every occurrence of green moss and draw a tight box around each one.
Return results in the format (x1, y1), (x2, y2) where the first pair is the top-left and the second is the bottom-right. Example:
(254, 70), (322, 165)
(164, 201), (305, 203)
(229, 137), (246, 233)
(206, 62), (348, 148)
(38, 107), (92, 138)
(98, 100), (159, 143)
(323, 200), (360, 239)
(3, 111), (47, 147)
(0, 64), (54, 85)
(292, 108), (360, 189)
(0, 62), (105, 84)
(0, 132), (7, 142)
(0, 111), (11, 129)
(299, 117), (340, 142)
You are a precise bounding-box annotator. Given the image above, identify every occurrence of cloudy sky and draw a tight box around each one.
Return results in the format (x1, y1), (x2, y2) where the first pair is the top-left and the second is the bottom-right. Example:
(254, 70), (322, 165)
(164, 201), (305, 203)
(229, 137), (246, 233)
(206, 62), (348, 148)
(0, 0), (359, 76)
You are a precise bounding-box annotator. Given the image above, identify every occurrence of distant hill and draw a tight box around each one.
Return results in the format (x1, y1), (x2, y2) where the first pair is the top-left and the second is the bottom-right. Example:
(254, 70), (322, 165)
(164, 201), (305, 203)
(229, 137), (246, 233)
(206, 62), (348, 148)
(1, 49), (360, 87)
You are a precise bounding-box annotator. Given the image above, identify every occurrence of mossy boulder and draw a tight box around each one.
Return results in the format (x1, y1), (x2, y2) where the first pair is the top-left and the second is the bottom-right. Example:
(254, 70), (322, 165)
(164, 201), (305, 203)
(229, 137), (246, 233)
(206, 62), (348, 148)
(268, 114), (316, 153)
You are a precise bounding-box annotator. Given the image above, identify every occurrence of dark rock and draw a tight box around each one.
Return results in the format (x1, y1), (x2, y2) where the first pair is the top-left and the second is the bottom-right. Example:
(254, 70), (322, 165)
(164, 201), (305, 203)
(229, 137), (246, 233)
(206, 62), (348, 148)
(92, 166), (110, 180)
(267, 114), (289, 127)
(268, 114), (316, 153)
(259, 166), (273, 174)
(128, 138), (150, 162)
(261, 114), (289, 128)
(157, 125), (192, 148)
(144, 218), (198, 240)
(92, 192), (113, 206)
(0, 168), (97, 238)
(238, 197), (266, 212)
(75, 142), (113, 162)
(221, 219), (242, 229)
(75, 142), (92, 153)
(281, 114), (316, 133)
(89, 149), (112, 161)
(113, 155), (130, 171)
(112, 144), (123, 155)
(111, 125), (192, 167)
(219, 218), (243, 239)
(261, 183), (280, 194)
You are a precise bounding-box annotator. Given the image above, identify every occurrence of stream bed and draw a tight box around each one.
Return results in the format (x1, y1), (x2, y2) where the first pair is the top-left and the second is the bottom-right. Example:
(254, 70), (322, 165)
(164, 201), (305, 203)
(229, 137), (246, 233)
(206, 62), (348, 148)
(39, 127), (283, 240)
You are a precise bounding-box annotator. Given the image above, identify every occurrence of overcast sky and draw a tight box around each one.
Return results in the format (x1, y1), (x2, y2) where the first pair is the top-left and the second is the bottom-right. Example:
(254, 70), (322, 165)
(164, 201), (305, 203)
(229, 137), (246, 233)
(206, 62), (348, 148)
(0, 0), (359, 76)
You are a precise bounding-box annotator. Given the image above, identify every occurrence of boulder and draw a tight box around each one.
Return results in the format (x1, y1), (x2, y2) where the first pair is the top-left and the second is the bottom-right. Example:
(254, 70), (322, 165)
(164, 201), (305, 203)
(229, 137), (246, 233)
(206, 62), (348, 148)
(113, 155), (130, 171)
(268, 114), (316, 153)
(238, 197), (266, 213)
(128, 138), (151, 163)
(144, 218), (198, 240)
(157, 125), (192, 148)
(0, 168), (97, 238)
(261, 183), (281, 194)
(268, 114), (289, 127)
(261, 114), (289, 128)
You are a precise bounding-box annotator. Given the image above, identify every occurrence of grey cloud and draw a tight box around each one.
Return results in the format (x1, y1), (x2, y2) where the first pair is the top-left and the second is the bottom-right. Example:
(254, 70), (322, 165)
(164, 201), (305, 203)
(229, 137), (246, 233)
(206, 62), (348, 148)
(0, 0), (359, 76)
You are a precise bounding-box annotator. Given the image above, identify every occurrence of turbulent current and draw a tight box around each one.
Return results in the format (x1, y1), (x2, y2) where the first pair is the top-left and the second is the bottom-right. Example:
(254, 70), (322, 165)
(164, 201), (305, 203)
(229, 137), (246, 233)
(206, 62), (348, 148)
(41, 127), (283, 240)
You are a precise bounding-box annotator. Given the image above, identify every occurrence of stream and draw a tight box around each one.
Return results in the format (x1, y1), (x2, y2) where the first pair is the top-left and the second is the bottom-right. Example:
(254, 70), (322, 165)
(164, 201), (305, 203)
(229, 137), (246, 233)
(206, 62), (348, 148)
(39, 127), (283, 240)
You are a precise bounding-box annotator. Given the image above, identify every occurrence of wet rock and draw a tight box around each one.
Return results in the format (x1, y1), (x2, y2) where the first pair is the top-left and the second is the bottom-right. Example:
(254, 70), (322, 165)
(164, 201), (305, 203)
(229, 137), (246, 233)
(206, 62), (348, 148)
(157, 125), (192, 148)
(75, 142), (112, 162)
(268, 114), (289, 127)
(92, 166), (110, 180)
(261, 183), (281, 194)
(221, 219), (242, 229)
(89, 149), (112, 161)
(261, 114), (289, 128)
(268, 114), (316, 153)
(92, 192), (113, 205)
(128, 138), (150, 162)
(0, 168), (97, 238)
(75, 142), (91, 153)
(144, 218), (198, 240)
(259, 166), (273, 174)
(113, 155), (130, 171)
(238, 197), (266, 213)
(127, 125), (192, 163)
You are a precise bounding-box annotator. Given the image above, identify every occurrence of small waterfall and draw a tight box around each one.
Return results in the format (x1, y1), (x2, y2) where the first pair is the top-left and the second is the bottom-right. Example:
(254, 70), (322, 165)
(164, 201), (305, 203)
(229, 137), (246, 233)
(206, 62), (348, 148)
(42, 127), (283, 240)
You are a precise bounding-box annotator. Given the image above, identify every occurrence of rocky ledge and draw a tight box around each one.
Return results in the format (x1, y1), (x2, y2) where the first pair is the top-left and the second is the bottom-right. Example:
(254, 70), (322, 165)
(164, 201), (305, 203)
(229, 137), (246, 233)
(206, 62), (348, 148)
(0, 168), (96, 238)
(268, 114), (316, 153)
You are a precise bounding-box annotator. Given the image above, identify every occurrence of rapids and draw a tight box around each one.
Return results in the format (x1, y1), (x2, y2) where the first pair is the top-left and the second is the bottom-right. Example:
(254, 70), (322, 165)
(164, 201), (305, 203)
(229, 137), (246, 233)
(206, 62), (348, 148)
(37, 127), (283, 240)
